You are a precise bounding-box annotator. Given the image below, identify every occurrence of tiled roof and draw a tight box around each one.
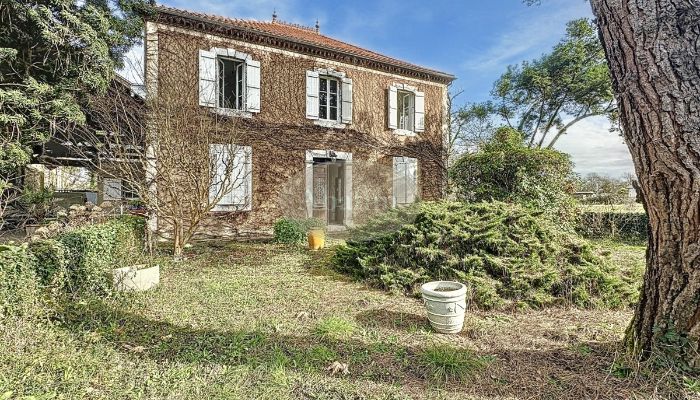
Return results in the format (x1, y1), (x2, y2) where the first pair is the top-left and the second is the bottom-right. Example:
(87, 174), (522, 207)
(151, 6), (455, 83)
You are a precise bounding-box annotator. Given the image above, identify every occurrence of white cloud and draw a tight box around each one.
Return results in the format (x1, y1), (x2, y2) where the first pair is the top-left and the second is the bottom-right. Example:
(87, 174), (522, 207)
(553, 117), (636, 179)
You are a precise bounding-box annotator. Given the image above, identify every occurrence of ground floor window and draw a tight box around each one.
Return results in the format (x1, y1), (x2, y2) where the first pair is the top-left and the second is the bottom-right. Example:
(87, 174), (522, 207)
(393, 156), (417, 206)
(210, 144), (252, 211)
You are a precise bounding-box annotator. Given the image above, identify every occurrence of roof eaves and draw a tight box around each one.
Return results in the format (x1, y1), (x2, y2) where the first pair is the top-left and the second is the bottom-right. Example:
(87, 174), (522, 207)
(150, 7), (456, 83)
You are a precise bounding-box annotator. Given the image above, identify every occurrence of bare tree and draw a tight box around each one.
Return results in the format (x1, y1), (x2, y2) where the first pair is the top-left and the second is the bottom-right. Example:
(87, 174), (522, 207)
(447, 96), (497, 162)
(64, 33), (250, 259)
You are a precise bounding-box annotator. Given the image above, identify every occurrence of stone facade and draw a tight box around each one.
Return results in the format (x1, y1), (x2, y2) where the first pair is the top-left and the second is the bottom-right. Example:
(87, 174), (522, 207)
(144, 7), (454, 236)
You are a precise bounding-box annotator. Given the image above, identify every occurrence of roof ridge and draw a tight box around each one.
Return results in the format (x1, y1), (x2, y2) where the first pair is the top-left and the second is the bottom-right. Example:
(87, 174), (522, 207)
(157, 5), (264, 25)
(159, 5), (319, 32)
(270, 19), (318, 33)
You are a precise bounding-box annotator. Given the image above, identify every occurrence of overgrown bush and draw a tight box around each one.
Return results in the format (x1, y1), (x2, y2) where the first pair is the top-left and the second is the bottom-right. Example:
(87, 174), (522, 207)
(450, 127), (576, 222)
(28, 239), (69, 293)
(333, 201), (638, 310)
(18, 187), (56, 224)
(0, 244), (41, 318)
(346, 203), (422, 242)
(274, 217), (325, 244)
(54, 215), (145, 296)
(2, 215), (145, 318)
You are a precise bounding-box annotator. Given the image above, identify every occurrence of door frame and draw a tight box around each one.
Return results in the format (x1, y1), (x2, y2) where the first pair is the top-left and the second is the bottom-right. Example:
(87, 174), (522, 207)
(305, 150), (353, 227)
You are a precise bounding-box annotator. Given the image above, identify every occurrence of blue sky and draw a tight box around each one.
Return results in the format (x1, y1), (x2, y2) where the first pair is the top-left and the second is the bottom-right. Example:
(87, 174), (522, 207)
(127, 0), (635, 178)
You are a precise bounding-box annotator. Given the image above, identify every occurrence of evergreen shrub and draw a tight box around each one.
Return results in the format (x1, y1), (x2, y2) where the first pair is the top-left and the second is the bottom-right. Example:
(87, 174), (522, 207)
(333, 201), (638, 309)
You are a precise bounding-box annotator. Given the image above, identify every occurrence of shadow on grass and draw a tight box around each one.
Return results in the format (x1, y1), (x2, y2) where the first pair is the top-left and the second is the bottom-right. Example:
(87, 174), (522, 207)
(60, 300), (417, 385)
(356, 309), (431, 332)
(52, 300), (669, 399)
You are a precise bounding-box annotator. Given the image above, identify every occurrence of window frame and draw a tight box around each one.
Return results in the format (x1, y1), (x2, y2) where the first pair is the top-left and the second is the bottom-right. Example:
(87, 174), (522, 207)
(397, 90), (415, 131)
(217, 56), (246, 111)
(318, 75), (341, 122)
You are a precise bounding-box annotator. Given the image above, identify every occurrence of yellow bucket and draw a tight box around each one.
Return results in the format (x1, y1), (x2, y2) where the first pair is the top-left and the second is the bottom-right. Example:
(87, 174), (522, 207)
(307, 228), (325, 250)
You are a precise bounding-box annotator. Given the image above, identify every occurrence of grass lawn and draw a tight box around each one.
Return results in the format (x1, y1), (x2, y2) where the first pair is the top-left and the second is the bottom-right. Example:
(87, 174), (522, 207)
(1, 237), (688, 399)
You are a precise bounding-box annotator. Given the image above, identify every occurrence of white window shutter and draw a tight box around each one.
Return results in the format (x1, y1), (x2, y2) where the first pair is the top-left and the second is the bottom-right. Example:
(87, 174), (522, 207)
(243, 146), (252, 211)
(393, 157), (417, 206)
(103, 178), (121, 201)
(230, 146), (252, 209)
(210, 144), (253, 211)
(393, 157), (406, 206)
(199, 50), (217, 107)
(388, 86), (398, 129)
(245, 60), (261, 113)
(414, 91), (425, 132)
(341, 77), (353, 124)
(406, 158), (418, 203)
(392, 157), (398, 206)
(209, 144), (227, 208)
(306, 70), (319, 119)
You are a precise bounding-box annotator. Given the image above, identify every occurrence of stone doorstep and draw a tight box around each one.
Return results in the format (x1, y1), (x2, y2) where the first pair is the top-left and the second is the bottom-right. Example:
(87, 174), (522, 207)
(113, 265), (160, 291)
(326, 224), (347, 232)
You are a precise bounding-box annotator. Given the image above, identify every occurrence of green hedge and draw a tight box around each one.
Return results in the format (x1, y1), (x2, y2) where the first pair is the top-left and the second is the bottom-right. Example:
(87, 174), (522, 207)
(0, 216), (145, 317)
(577, 211), (648, 240)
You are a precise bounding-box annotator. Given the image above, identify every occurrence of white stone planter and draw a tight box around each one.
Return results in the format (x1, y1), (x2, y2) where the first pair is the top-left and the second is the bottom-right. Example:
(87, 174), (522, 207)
(421, 281), (467, 334)
(113, 265), (159, 291)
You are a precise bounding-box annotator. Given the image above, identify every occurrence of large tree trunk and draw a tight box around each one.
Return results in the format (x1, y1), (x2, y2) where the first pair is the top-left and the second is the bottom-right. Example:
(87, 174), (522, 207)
(589, 0), (700, 368)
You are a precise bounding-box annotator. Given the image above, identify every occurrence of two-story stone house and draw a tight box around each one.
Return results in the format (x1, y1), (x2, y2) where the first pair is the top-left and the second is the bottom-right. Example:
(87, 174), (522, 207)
(142, 6), (455, 235)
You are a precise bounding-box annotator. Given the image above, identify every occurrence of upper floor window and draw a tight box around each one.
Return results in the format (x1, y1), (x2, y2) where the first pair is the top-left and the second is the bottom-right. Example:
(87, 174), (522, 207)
(397, 90), (415, 131)
(387, 84), (425, 135)
(319, 76), (340, 121)
(199, 48), (260, 114)
(218, 57), (245, 110)
(306, 69), (353, 126)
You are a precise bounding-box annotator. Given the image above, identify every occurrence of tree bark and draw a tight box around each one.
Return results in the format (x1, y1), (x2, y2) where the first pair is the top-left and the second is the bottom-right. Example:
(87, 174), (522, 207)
(590, 0), (700, 368)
